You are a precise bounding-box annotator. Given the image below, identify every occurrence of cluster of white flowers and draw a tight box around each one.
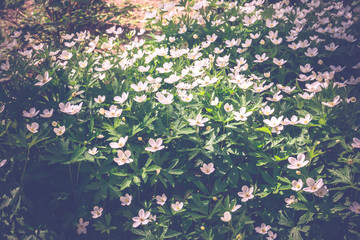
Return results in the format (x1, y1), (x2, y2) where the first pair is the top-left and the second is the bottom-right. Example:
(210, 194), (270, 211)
(1, 0), (360, 237)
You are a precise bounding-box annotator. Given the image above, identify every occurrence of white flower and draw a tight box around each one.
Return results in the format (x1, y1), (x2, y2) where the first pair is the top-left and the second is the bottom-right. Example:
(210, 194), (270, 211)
(155, 92), (173, 104)
(156, 62), (173, 73)
(0, 103), (5, 113)
(224, 103), (233, 112)
(303, 178), (324, 193)
(132, 209), (151, 228)
(233, 107), (252, 121)
(110, 136), (128, 149)
(91, 206), (103, 219)
(131, 82), (148, 92)
(79, 60), (88, 68)
(188, 114), (209, 127)
(23, 107), (40, 118)
(314, 185), (328, 198)
(120, 193), (133, 206)
(254, 53), (269, 63)
(95, 60), (113, 71)
(304, 47), (318, 57)
(88, 147), (98, 155)
(54, 126), (65, 136)
(238, 185), (254, 202)
(171, 201), (184, 211)
(210, 97), (219, 106)
(114, 150), (133, 166)
(266, 231), (277, 240)
(352, 138), (360, 148)
(261, 106), (275, 116)
(273, 58), (287, 67)
(350, 202), (360, 214)
(134, 95), (147, 103)
(287, 153), (309, 169)
(266, 91), (283, 102)
(285, 195), (297, 208)
(264, 116), (283, 128)
(58, 50), (73, 60)
(0, 159), (7, 168)
(59, 102), (83, 115)
(145, 138), (165, 152)
(94, 95), (105, 103)
(104, 105), (122, 118)
(26, 122), (39, 133)
(255, 223), (271, 235)
(76, 218), (89, 235)
(231, 204), (242, 212)
(200, 163), (215, 175)
(156, 194), (167, 205)
(35, 71), (52, 86)
(40, 109), (53, 118)
(291, 179), (303, 191)
(322, 95), (342, 107)
(221, 211), (231, 222)
(114, 92), (129, 104)
(138, 65), (150, 72)
(298, 114), (312, 125)
(298, 92), (315, 100)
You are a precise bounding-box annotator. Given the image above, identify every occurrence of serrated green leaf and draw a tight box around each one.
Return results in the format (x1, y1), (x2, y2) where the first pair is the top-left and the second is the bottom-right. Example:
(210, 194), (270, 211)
(255, 126), (272, 136)
(298, 211), (313, 225)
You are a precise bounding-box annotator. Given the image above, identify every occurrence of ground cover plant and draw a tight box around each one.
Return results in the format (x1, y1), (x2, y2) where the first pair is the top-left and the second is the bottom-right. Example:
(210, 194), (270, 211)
(1, 0), (360, 239)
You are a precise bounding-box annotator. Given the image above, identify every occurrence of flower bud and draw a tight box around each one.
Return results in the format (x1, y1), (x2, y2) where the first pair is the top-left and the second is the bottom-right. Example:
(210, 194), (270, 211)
(348, 159), (353, 165)
(318, 59), (323, 65)
(296, 171), (301, 175)
(52, 121), (58, 127)
(122, 117), (125, 121)
(138, 137), (143, 141)
(212, 196), (217, 201)
(264, 72), (270, 78)
(99, 108), (105, 115)
(260, 39), (265, 45)
(206, 126), (212, 131)
(193, 34), (198, 39)
(200, 226), (205, 230)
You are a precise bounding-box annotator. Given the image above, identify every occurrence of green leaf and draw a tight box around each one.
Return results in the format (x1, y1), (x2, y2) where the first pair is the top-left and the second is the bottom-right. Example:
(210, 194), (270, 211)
(168, 169), (184, 175)
(177, 128), (196, 135)
(105, 213), (112, 225)
(261, 171), (274, 185)
(194, 180), (209, 194)
(63, 146), (87, 164)
(133, 176), (141, 186)
(228, 168), (239, 186)
(278, 210), (295, 227)
(130, 228), (146, 236)
(298, 211), (314, 225)
(328, 167), (352, 184)
(146, 165), (162, 172)
(120, 177), (132, 190)
(290, 227), (304, 240)
(291, 202), (308, 211)
(164, 230), (182, 238)
(332, 191), (344, 203)
(277, 176), (291, 184)
(255, 127), (272, 136)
